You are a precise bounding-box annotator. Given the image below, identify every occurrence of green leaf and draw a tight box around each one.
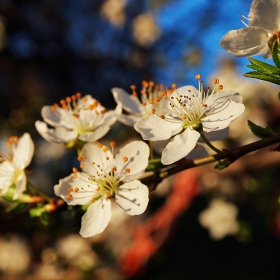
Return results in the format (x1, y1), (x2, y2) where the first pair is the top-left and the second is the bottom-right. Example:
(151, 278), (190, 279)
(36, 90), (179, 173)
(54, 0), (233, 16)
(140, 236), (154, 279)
(29, 206), (45, 218)
(5, 201), (27, 213)
(247, 57), (280, 75)
(40, 212), (49, 226)
(272, 38), (280, 69)
(247, 120), (274, 139)
(244, 71), (280, 85)
(244, 57), (280, 85)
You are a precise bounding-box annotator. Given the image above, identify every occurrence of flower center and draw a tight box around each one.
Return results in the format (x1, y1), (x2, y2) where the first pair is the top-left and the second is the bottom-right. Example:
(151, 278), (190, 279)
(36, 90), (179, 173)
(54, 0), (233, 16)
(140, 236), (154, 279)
(68, 141), (131, 202)
(150, 75), (223, 130)
(51, 93), (107, 134)
(130, 81), (164, 118)
(12, 167), (22, 185)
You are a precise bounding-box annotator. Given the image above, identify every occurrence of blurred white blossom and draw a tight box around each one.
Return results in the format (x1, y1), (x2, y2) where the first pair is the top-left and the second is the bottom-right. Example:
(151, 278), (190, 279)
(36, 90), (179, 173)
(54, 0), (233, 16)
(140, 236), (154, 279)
(0, 234), (31, 275)
(199, 199), (239, 240)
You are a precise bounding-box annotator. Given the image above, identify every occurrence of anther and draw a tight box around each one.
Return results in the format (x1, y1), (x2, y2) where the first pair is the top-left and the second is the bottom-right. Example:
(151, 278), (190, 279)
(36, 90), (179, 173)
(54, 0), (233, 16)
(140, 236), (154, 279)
(218, 85), (223, 90)
(103, 147), (108, 152)
(142, 80), (148, 88)
(72, 167), (78, 173)
(74, 187), (79, 192)
(125, 168), (130, 173)
(195, 74), (201, 80)
(172, 83), (177, 89)
(213, 78), (219, 84)
(67, 194), (73, 200)
(123, 157), (128, 162)
(80, 163), (85, 169)
(98, 142), (103, 148)
(160, 115), (165, 119)
(76, 92), (82, 99)
(110, 141), (116, 147)
(152, 108), (156, 114)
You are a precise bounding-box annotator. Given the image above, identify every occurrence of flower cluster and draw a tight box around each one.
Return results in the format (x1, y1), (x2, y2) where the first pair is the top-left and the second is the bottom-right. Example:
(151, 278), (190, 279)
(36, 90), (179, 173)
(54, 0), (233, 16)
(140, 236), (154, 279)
(10, 0), (280, 239)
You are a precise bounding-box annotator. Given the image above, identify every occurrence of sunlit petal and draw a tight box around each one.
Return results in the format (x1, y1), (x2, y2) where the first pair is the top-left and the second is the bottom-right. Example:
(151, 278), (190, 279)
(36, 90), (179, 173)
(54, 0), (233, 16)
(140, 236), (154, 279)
(80, 198), (112, 238)
(54, 173), (97, 205)
(12, 133), (35, 169)
(161, 129), (200, 165)
(35, 121), (77, 143)
(115, 180), (149, 215)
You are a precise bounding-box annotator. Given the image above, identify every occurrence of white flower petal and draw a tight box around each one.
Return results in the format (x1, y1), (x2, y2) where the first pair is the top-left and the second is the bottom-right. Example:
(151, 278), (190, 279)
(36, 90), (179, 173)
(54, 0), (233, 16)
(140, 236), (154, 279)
(0, 161), (14, 195)
(41, 106), (74, 129)
(112, 87), (143, 114)
(35, 121), (78, 143)
(207, 91), (243, 106)
(161, 128), (200, 165)
(115, 141), (149, 180)
(115, 180), (149, 215)
(202, 101), (245, 132)
(80, 198), (112, 238)
(220, 26), (269, 57)
(13, 133), (34, 169)
(116, 114), (142, 126)
(54, 173), (96, 205)
(101, 109), (119, 127)
(81, 143), (112, 175)
(134, 114), (182, 141)
(14, 171), (26, 199)
(249, 0), (280, 33)
(175, 85), (200, 98)
(77, 95), (100, 108)
(78, 126), (111, 142)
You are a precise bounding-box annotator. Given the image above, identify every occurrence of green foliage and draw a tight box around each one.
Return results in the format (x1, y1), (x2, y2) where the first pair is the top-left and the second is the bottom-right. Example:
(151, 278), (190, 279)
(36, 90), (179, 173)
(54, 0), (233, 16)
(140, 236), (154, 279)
(215, 160), (230, 170)
(5, 201), (27, 213)
(244, 57), (280, 85)
(29, 205), (49, 225)
(145, 158), (164, 171)
(247, 120), (274, 139)
(271, 38), (280, 69)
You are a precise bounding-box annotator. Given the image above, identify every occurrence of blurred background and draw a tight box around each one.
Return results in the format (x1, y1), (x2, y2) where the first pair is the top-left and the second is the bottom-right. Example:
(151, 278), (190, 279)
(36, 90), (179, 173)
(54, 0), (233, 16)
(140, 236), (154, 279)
(1, 0), (280, 279)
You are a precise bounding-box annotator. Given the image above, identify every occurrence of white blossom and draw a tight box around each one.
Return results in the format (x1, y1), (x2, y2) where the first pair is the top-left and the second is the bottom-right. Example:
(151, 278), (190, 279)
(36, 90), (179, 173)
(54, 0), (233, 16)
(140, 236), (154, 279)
(0, 133), (34, 199)
(54, 140), (149, 238)
(35, 93), (121, 145)
(112, 81), (165, 126)
(134, 77), (245, 165)
(199, 199), (239, 240)
(220, 0), (280, 58)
